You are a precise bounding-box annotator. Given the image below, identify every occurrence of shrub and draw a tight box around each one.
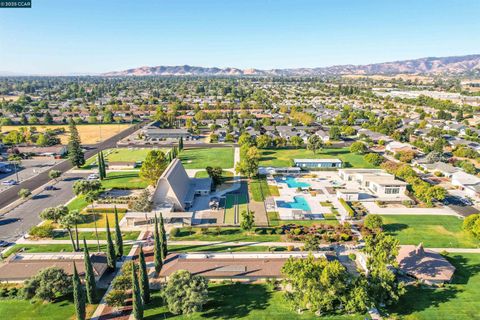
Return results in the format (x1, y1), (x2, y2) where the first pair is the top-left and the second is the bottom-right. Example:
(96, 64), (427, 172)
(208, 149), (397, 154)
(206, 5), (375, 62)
(255, 228), (265, 235)
(275, 228), (284, 235)
(29, 222), (54, 238)
(287, 245), (294, 251)
(170, 227), (180, 238)
(339, 198), (355, 217)
(199, 227), (209, 235)
(348, 253), (356, 261)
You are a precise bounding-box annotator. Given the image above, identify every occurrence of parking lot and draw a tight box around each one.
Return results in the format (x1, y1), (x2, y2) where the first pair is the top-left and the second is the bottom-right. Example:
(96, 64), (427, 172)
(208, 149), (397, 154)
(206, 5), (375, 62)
(0, 158), (62, 193)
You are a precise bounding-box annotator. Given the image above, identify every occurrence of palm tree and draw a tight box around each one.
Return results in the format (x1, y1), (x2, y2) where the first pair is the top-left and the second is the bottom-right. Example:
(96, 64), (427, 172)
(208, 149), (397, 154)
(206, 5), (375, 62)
(59, 210), (82, 251)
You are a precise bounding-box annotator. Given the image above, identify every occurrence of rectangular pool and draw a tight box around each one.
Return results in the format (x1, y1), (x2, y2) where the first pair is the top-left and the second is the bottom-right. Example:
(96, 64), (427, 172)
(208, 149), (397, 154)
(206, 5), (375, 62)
(276, 196), (311, 211)
(274, 176), (311, 188)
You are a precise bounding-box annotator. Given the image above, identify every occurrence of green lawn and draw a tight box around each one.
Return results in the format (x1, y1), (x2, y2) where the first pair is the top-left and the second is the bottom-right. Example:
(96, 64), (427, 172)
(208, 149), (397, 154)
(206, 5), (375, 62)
(100, 171), (148, 189)
(387, 253), (480, 319)
(0, 292), (102, 320)
(144, 284), (365, 319)
(3, 244), (133, 258)
(224, 194), (236, 224)
(179, 147), (234, 169)
(170, 227), (282, 242)
(194, 170), (234, 179)
(66, 195), (88, 212)
(259, 147), (377, 168)
(381, 215), (480, 248)
(77, 212), (126, 228)
(168, 244), (279, 253)
(267, 211), (339, 227)
(82, 147), (169, 169)
(53, 231), (140, 241)
(250, 177), (271, 201)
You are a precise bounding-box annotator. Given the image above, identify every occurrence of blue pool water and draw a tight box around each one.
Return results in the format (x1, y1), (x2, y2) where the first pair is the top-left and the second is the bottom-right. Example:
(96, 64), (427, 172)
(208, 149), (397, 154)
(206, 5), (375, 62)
(276, 196), (311, 211)
(274, 176), (311, 188)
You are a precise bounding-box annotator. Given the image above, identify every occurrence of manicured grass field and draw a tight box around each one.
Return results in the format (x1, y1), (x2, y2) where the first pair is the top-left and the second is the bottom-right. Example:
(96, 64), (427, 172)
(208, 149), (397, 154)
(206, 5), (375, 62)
(66, 195), (88, 212)
(0, 292), (102, 320)
(170, 227), (282, 242)
(77, 212), (126, 228)
(179, 147), (234, 169)
(144, 284), (366, 319)
(101, 171), (148, 189)
(381, 215), (480, 248)
(0, 124), (131, 144)
(3, 244), (133, 258)
(53, 231), (140, 241)
(387, 253), (480, 319)
(267, 212), (339, 227)
(250, 177), (271, 201)
(82, 147), (170, 169)
(224, 194), (236, 224)
(195, 170), (234, 180)
(259, 147), (377, 168)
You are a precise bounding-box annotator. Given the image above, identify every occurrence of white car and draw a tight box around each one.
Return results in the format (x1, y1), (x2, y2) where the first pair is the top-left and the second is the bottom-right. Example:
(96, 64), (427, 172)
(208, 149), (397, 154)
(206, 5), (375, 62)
(87, 174), (99, 181)
(1, 179), (17, 186)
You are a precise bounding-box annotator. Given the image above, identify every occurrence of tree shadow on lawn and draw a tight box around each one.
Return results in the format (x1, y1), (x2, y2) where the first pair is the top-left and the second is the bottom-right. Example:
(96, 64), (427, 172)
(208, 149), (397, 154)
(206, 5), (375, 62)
(387, 284), (459, 316)
(105, 173), (138, 180)
(383, 223), (408, 235)
(447, 254), (480, 285)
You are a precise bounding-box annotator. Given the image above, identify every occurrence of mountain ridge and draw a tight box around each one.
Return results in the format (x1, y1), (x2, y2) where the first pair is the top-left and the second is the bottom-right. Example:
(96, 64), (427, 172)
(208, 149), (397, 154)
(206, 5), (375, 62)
(102, 54), (480, 77)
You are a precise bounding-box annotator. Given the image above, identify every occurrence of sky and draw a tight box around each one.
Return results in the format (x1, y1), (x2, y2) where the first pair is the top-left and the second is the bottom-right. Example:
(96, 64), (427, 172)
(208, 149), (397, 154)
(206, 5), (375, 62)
(0, 0), (479, 75)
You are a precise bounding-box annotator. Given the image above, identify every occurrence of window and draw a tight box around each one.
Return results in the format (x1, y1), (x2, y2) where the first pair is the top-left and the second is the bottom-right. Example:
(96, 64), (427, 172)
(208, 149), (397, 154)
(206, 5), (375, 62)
(385, 188), (400, 194)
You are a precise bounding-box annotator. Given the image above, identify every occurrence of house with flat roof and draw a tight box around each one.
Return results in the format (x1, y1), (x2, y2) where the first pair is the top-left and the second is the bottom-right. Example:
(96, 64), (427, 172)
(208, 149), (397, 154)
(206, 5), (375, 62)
(258, 166), (301, 175)
(397, 244), (455, 285)
(451, 171), (480, 200)
(0, 252), (108, 283)
(294, 158), (342, 169)
(159, 252), (334, 281)
(152, 158), (212, 211)
(338, 168), (408, 199)
(143, 121), (191, 140)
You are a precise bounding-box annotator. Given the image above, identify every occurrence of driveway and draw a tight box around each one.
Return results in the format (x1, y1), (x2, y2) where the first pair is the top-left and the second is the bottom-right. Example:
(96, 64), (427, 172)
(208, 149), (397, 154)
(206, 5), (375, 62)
(0, 172), (88, 243)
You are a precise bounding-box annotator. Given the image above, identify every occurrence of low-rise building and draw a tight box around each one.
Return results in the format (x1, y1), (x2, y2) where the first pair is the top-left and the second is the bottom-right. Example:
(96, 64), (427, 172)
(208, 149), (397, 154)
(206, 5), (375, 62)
(294, 158), (343, 169)
(143, 121), (191, 140)
(451, 171), (480, 200)
(338, 168), (408, 198)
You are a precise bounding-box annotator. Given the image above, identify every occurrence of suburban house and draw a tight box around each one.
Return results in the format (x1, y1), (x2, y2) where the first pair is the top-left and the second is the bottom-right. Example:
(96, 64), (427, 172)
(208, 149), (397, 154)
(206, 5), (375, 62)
(15, 145), (67, 157)
(419, 162), (459, 178)
(451, 171), (480, 200)
(338, 168), (408, 198)
(294, 158), (343, 169)
(385, 141), (416, 154)
(396, 244), (456, 285)
(0, 252), (108, 283)
(159, 252), (335, 281)
(152, 158), (212, 211)
(315, 129), (330, 142)
(143, 121), (191, 140)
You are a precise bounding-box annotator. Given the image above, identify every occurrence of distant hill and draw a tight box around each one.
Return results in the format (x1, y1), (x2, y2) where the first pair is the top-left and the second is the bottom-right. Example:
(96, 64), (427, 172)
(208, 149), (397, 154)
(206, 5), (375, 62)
(102, 54), (480, 77)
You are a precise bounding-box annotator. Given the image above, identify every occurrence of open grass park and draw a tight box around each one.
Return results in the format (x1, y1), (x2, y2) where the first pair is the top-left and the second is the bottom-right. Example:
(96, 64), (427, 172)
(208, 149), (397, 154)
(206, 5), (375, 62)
(259, 147), (378, 168)
(179, 147), (235, 169)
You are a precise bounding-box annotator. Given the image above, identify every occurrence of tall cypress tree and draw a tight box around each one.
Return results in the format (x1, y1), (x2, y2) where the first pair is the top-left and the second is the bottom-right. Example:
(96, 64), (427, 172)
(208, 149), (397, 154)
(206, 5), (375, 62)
(114, 206), (123, 258)
(138, 246), (150, 304)
(179, 137), (183, 151)
(153, 214), (163, 274)
(72, 263), (86, 320)
(132, 263), (144, 320)
(159, 213), (168, 259)
(83, 238), (96, 304)
(100, 151), (107, 178)
(97, 152), (103, 180)
(106, 217), (116, 271)
(68, 120), (85, 168)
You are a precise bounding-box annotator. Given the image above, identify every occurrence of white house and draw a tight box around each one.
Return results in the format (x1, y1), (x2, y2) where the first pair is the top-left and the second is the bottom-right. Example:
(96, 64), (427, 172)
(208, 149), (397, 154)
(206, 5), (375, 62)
(338, 169), (408, 198)
(451, 171), (480, 200)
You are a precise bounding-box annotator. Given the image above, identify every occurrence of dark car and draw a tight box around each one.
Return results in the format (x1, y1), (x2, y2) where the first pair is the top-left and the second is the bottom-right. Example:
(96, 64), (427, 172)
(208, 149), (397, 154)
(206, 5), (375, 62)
(44, 185), (59, 191)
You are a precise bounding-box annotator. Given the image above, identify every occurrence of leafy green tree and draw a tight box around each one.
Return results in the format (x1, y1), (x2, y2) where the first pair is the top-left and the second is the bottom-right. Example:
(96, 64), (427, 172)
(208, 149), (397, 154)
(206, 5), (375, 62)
(23, 267), (72, 302)
(106, 218), (116, 271)
(350, 141), (368, 154)
(329, 126), (341, 140)
(153, 215), (163, 274)
(83, 238), (97, 304)
(72, 263), (86, 320)
(18, 188), (31, 198)
(289, 135), (304, 148)
(40, 205), (69, 223)
(363, 215), (384, 231)
(236, 146), (260, 178)
(129, 189), (152, 212)
(68, 120), (85, 168)
(36, 133), (48, 146)
(73, 180), (102, 196)
(48, 169), (62, 182)
(463, 214), (480, 239)
(59, 210), (82, 251)
(162, 270), (208, 315)
(255, 135), (272, 149)
(206, 166), (223, 186)
(114, 206), (123, 258)
(307, 134), (323, 154)
(240, 210), (255, 231)
(138, 246), (150, 304)
(131, 263), (144, 320)
(179, 136), (184, 151)
(139, 150), (168, 185)
(364, 153), (384, 166)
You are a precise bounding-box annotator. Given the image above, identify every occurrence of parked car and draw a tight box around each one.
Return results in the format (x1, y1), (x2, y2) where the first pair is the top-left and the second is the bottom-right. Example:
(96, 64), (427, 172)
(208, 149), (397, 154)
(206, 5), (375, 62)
(44, 185), (59, 191)
(1, 179), (17, 186)
(87, 174), (99, 181)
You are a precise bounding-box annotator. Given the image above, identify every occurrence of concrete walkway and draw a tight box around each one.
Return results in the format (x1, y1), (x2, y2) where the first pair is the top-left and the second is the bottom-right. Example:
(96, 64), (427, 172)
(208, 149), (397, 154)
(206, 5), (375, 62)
(362, 201), (461, 216)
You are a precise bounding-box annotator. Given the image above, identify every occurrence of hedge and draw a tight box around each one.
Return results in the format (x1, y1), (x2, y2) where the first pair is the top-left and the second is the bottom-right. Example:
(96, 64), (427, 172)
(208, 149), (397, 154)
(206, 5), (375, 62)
(338, 198), (355, 217)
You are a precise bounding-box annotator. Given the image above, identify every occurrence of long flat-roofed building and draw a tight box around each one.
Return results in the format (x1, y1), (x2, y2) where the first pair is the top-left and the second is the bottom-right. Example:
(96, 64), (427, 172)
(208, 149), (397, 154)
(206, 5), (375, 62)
(294, 158), (343, 169)
(152, 158), (211, 211)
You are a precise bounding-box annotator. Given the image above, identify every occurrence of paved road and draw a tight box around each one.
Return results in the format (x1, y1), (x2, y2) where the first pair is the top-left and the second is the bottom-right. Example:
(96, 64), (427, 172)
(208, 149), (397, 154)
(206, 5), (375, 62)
(0, 122), (143, 210)
(0, 172), (89, 243)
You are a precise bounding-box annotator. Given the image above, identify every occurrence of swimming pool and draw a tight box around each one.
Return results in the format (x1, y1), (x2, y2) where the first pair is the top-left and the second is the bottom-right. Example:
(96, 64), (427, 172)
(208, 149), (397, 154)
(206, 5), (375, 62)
(276, 196), (311, 211)
(274, 176), (311, 188)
